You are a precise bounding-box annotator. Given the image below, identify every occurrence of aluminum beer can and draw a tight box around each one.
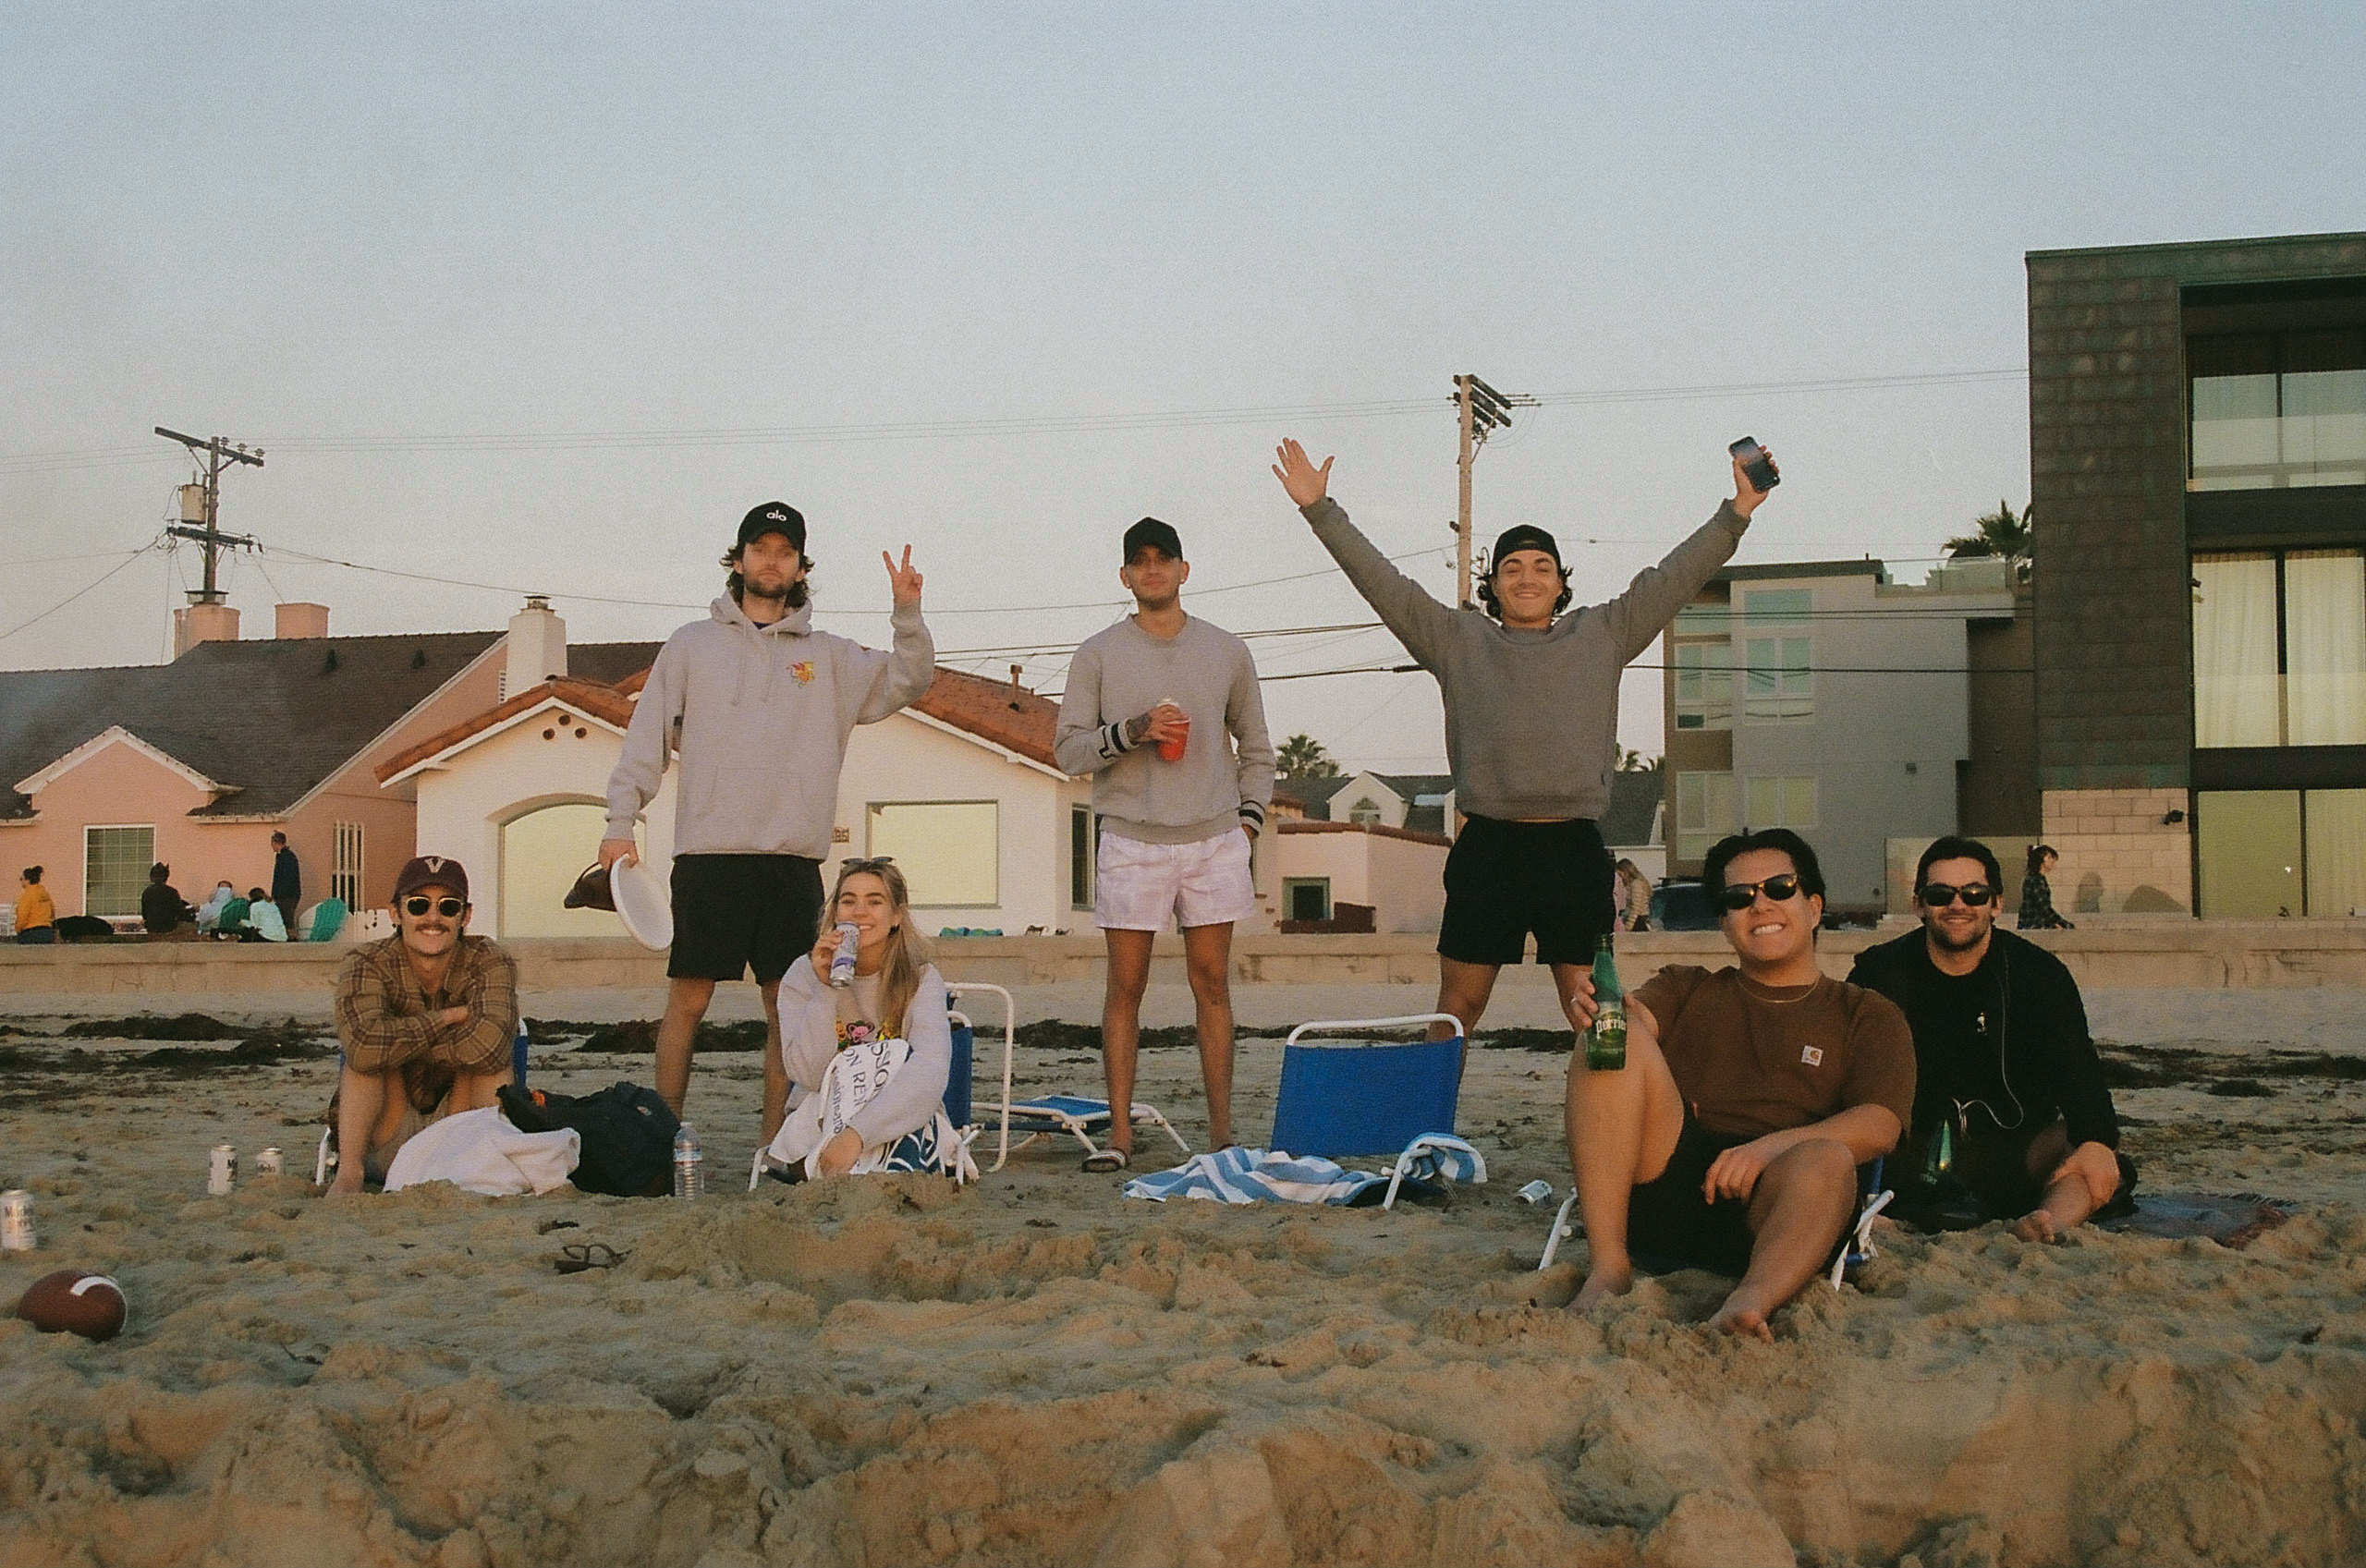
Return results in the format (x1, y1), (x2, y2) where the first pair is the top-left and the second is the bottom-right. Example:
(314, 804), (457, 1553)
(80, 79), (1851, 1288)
(828, 922), (860, 989)
(1517, 1179), (1555, 1206)
(209, 1144), (237, 1196)
(0, 1189), (33, 1251)
(255, 1147), (284, 1176)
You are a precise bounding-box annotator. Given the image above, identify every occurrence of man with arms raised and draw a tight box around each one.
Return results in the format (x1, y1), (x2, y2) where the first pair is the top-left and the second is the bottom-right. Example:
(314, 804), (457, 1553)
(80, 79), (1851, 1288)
(326, 856), (518, 1194)
(1055, 517), (1275, 1169)
(1565, 830), (1912, 1338)
(601, 502), (933, 1129)
(1273, 438), (1773, 1047)
(1848, 835), (2131, 1242)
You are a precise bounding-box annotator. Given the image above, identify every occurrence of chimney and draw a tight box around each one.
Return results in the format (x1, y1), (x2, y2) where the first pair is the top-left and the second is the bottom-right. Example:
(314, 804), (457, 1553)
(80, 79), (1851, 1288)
(274, 602), (330, 639)
(1009, 662), (1023, 695)
(173, 602), (240, 658)
(506, 594), (567, 698)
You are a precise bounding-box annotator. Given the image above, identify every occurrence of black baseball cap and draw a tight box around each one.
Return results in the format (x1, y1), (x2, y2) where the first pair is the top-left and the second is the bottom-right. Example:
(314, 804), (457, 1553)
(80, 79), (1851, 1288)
(1123, 517), (1184, 563)
(1490, 523), (1564, 575)
(737, 502), (807, 553)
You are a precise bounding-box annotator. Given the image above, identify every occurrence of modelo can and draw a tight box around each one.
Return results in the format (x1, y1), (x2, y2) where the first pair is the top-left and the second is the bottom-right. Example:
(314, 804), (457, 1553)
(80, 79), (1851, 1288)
(208, 1144), (237, 1196)
(1, 1189), (33, 1251)
(255, 1147), (284, 1177)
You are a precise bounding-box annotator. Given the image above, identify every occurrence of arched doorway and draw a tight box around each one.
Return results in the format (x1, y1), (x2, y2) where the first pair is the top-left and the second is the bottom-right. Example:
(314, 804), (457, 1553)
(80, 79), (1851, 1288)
(498, 800), (616, 938)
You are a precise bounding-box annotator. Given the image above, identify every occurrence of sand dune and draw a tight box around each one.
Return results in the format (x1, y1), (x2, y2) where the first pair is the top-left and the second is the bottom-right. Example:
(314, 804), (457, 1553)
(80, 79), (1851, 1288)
(6, 991), (2365, 1566)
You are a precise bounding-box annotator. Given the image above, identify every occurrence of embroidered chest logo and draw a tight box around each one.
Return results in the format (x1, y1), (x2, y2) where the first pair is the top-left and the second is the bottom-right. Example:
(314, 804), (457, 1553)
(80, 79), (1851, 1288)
(836, 1019), (877, 1050)
(791, 661), (817, 685)
(1800, 1045), (1824, 1067)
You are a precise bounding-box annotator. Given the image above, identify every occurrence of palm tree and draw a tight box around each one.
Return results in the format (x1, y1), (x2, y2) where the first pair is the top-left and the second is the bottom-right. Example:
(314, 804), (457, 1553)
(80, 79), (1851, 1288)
(1275, 733), (1342, 781)
(1945, 500), (2032, 562)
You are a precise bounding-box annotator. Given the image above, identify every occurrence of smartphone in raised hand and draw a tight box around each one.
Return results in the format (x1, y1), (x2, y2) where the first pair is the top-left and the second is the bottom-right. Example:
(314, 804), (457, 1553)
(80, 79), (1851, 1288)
(1729, 437), (1780, 492)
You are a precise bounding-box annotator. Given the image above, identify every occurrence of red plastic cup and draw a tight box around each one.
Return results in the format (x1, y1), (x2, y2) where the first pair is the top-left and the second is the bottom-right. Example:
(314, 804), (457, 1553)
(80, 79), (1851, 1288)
(1154, 699), (1189, 761)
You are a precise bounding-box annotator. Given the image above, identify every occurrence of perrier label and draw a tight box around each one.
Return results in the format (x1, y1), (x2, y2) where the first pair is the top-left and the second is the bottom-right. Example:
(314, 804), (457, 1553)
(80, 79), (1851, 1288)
(1584, 933), (1627, 1071)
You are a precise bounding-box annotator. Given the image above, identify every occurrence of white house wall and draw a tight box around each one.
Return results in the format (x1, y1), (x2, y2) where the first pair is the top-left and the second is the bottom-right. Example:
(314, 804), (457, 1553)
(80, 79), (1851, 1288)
(1275, 829), (1448, 934)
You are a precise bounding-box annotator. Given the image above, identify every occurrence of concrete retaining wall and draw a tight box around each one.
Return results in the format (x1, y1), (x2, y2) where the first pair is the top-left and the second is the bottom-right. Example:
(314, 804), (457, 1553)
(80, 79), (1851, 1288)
(7, 921), (2366, 1001)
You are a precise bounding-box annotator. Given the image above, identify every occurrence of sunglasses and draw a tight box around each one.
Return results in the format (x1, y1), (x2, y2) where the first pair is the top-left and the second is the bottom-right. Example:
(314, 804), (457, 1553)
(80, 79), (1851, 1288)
(1716, 874), (1803, 912)
(1919, 882), (1995, 907)
(402, 895), (466, 918)
(841, 856), (896, 873)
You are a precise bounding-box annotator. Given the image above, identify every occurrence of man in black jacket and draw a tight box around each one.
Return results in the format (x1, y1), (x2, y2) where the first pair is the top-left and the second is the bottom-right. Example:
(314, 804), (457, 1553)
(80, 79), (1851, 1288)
(1848, 835), (2134, 1241)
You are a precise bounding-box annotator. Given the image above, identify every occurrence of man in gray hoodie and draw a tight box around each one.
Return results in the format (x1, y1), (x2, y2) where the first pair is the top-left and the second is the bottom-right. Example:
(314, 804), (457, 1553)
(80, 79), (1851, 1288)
(1272, 438), (1774, 1048)
(601, 501), (934, 1125)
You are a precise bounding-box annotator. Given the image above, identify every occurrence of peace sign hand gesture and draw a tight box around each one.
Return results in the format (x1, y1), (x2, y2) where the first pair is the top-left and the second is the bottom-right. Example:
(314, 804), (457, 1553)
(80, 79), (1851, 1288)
(882, 545), (923, 608)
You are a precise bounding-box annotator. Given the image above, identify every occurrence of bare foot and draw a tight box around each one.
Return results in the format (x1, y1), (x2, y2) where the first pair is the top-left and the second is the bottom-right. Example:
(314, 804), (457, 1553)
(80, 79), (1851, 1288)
(1708, 1301), (1775, 1343)
(324, 1173), (364, 1197)
(2013, 1209), (2059, 1244)
(1573, 1264), (1633, 1311)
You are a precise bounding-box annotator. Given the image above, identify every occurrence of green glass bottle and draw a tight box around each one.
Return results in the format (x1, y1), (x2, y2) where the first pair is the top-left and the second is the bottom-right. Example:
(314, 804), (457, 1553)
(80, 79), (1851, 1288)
(1583, 934), (1626, 1071)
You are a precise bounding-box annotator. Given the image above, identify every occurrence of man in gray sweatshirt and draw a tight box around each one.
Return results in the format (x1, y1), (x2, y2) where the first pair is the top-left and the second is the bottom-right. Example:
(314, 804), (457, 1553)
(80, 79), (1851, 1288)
(1055, 517), (1276, 1169)
(600, 501), (934, 1126)
(1272, 438), (1774, 1047)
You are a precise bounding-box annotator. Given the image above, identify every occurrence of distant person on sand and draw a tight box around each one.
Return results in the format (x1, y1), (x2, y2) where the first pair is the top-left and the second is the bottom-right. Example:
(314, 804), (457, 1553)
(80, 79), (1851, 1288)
(2016, 844), (2075, 930)
(1274, 437), (1772, 1051)
(1565, 829), (1912, 1340)
(14, 866), (55, 944)
(1053, 517), (1274, 1171)
(140, 863), (195, 936)
(1849, 835), (2132, 1242)
(1616, 858), (1654, 931)
(600, 501), (933, 1130)
(325, 855), (519, 1195)
(271, 831), (301, 922)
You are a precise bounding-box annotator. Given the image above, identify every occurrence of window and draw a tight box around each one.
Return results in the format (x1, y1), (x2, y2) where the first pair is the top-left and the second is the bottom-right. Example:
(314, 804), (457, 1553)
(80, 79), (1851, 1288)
(1671, 602), (1731, 731)
(1347, 796), (1381, 826)
(867, 801), (999, 907)
(2196, 788), (2366, 917)
(332, 822), (363, 907)
(1676, 772), (1738, 862)
(1284, 879), (1332, 921)
(2193, 549), (2366, 748)
(1745, 775), (1819, 829)
(1741, 635), (1812, 722)
(1743, 589), (1812, 625)
(2189, 329), (2366, 491)
(84, 826), (153, 918)
(1070, 806), (1094, 909)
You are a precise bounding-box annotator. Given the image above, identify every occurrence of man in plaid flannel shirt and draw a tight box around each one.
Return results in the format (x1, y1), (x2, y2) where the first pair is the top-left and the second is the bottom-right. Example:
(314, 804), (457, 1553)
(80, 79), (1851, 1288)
(325, 855), (519, 1194)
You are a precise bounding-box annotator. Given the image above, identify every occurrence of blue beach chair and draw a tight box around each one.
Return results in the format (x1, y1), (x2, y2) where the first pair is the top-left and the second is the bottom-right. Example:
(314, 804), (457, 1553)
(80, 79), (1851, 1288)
(967, 980), (1189, 1172)
(1271, 1013), (1486, 1209)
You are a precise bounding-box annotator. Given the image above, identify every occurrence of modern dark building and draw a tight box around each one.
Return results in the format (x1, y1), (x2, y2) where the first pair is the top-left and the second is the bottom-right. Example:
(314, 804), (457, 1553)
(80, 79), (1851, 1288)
(2027, 232), (2366, 916)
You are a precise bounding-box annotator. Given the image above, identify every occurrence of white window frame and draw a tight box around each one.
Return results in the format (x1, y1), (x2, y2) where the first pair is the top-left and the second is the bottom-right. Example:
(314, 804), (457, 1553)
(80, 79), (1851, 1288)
(1675, 772), (1738, 863)
(1744, 774), (1820, 830)
(83, 823), (155, 919)
(332, 821), (364, 908)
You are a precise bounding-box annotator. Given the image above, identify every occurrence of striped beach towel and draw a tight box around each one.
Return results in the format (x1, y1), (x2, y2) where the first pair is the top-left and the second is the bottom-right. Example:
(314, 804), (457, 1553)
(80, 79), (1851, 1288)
(1122, 1137), (1486, 1207)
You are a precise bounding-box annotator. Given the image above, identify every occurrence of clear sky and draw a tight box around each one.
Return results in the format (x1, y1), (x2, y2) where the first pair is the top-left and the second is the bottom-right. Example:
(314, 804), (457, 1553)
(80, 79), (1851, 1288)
(6, 4), (2362, 773)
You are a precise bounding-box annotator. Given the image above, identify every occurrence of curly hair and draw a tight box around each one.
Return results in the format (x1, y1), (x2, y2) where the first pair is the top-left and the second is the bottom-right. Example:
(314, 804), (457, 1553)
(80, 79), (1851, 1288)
(722, 542), (813, 609)
(1474, 553), (1573, 621)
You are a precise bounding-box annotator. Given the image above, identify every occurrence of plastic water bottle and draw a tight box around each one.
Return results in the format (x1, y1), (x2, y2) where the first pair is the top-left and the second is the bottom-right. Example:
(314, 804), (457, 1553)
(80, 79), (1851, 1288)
(1583, 934), (1627, 1072)
(828, 922), (860, 989)
(672, 1123), (704, 1199)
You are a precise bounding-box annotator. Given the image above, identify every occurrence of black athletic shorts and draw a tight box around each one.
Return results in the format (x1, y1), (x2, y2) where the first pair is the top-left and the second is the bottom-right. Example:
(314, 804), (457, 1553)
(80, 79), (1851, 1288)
(667, 853), (823, 984)
(1895, 1114), (2138, 1227)
(1624, 1109), (1762, 1279)
(1436, 815), (1616, 967)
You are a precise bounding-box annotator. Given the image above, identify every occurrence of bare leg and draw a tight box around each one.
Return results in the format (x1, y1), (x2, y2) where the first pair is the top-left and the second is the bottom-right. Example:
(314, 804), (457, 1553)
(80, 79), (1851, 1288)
(1710, 1138), (1860, 1341)
(1433, 956), (1499, 1042)
(1101, 930), (1154, 1158)
(654, 976), (716, 1117)
(1564, 1019), (1686, 1308)
(1181, 921), (1236, 1149)
(326, 1064), (399, 1195)
(446, 1064), (514, 1112)
(2012, 1122), (2104, 1242)
(757, 979), (787, 1147)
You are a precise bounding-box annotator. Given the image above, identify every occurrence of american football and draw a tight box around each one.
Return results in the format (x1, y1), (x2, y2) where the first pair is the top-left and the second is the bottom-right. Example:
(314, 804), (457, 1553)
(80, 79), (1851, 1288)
(15, 1270), (128, 1342)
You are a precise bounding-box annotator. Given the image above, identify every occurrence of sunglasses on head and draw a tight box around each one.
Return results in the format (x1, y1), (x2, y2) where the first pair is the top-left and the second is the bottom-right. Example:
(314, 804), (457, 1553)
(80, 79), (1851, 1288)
(402, 895), (466, 918)
(1919, 881), (1994, 907)
(841, 856), (896, 873)
(1716, 874), (1802, 912)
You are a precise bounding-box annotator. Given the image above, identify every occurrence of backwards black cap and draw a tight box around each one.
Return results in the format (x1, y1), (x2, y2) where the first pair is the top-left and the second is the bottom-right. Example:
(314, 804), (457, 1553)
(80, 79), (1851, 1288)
(1122, 516), (1184, 563)
(1490, 523), (1564, 574)
(737, 502), (807, 553)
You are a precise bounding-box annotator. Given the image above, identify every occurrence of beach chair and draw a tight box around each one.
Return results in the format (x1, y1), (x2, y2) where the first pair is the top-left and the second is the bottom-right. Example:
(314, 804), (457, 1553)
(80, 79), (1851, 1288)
(966, 982), (1189, 1173)
(302, 898), (349, 942)
(1534, 1156), (1895, 1292)
(747, 981), (1014, 1189)
(314, 1024), (531, 1185)
(1270, 1013), (1486, 1210)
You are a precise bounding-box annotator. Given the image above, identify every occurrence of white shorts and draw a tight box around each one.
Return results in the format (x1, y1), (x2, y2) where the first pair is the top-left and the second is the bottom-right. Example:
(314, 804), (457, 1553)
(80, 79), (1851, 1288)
(1095, 829), (1256, 931)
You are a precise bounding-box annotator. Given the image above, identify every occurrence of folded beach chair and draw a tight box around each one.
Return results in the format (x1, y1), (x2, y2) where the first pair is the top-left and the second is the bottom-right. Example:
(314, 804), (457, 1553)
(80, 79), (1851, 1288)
(1269, 1013), (1486, 1210)
(314, 1023), (531, 1185)
(966, 981), (1188, 1173)
(1534, 1156), (1895, 1292)
(303, 897), (349, 942)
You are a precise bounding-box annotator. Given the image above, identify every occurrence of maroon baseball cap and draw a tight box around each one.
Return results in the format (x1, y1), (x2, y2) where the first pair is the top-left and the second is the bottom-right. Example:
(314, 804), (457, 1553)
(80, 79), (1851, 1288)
(392, 854), (470, 905)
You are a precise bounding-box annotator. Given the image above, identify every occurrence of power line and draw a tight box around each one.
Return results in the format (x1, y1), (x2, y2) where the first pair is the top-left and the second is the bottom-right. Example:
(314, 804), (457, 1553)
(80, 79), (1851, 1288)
(0, 366), (2027, 473)
(0, 544), (160, 645)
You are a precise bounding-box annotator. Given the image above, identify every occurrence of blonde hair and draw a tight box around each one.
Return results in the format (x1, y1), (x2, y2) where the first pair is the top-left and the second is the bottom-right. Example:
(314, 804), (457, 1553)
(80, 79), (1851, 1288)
(830, 860), (933, 1038)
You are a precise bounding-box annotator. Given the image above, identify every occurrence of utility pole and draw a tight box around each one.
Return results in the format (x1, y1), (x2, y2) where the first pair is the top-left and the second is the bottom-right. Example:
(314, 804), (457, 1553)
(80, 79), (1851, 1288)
(1449, 375), (1536, 608)
(154, 426), (264, 604)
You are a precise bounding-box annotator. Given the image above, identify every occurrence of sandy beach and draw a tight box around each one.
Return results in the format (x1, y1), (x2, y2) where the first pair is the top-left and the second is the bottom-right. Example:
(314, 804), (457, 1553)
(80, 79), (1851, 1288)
(6, 982), (2365, 1567)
